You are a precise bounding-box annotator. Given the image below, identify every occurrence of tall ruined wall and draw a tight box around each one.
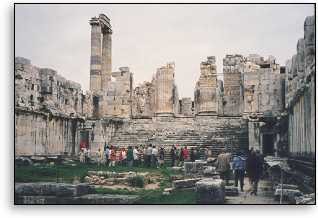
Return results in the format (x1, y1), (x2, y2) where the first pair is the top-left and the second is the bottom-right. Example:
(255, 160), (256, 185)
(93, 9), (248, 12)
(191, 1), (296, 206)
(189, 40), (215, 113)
(222, 54), (243, 116)
(154, 63), (176, 116)
(286, 15), (315, 158)
(15, 108), (83, 156)
(15, 57), (87, 117)
(106, 116), (248, 155)
(15, 57), (88, 156)
(194, 56), (218, 115)
(15, 57), (42, 111)
(243, 55), (284, 116)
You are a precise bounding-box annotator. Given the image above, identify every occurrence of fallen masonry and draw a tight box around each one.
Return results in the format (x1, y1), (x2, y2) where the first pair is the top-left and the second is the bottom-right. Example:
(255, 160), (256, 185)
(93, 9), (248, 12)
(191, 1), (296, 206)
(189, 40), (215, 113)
(195, 179), (225, 204)
(14, 182), (139, 204)
(172, 178), (202, 189)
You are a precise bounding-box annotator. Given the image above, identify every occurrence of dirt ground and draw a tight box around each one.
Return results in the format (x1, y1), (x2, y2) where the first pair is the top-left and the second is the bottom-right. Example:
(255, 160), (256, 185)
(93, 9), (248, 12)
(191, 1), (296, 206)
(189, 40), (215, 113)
(226, 178), (282, 204)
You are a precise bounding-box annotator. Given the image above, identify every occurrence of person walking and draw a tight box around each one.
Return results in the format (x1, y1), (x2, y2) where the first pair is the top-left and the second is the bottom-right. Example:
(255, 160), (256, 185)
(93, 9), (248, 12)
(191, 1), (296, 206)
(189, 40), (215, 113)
(232, 150), (246, 191)
(215, 148), (231, 185)
(246, 149), (262, 195)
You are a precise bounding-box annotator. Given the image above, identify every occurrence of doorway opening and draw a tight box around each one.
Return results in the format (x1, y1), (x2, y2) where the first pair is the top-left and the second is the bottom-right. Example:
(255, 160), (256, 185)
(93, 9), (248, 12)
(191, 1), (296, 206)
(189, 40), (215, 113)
(262, 134), (274, 156)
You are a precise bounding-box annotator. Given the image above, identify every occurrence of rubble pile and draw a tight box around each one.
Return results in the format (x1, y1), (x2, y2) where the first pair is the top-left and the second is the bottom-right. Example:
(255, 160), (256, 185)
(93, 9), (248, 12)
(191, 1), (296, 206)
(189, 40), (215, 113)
(83, 171), (158, 189)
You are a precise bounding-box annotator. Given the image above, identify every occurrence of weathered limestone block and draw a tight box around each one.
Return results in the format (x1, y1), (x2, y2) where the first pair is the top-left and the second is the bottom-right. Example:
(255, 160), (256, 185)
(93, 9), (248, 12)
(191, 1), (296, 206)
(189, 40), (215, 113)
(295, 193), (315, 205)
(15, 157), (33, 166)
(154, 62), (176, 116)
(222, 54), (243, 116)
(225, 186), (239, 196)
(274, 188), (302, 203)
(195, 179), (225, 204)
(203, 166), (218, 177)
(15, 183), (57, 196)
(184, 161), (207, 176)
(170, 166), (183, 173)
(195, 160), (206, 173)
(15, 195), (58, 204)
(275, 184), (298, 190)
(172, 178), (202, 189)
(184, 162), (196, 175)
(15, 183), (95, 197)
(77, 194), (139, 204)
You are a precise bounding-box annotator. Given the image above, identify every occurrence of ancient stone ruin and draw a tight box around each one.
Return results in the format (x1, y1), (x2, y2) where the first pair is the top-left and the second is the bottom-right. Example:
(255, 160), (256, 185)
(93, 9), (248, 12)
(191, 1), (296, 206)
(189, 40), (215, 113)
(15, 14), (315, 167)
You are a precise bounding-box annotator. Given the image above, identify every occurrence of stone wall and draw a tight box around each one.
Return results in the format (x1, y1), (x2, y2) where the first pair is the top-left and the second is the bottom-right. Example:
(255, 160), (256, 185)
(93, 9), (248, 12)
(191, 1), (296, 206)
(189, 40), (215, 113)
(15, 57), (86, 117)
(15, 108), (83, 156)
(286, 16), (315, 158)
(100, 67), (133, 118)
(243, 55), (284, 116)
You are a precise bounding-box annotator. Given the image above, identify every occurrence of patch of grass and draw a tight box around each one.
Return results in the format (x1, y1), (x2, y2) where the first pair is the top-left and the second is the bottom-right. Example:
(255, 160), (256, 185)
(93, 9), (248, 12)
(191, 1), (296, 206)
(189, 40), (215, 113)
(15, 162), (179, 184)
(127, 175), (145, 188)
(137, 190), (197, 204)
(95, 187), (136, 195)
(15, 162), (195, 204)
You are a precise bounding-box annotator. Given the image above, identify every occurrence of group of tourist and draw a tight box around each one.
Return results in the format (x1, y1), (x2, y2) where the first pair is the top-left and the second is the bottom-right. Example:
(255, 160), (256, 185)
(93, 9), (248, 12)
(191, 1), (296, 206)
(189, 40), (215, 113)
(79, 143), (264, 195)
(215, 147), (264, 195)
(79, 144), (213, 168)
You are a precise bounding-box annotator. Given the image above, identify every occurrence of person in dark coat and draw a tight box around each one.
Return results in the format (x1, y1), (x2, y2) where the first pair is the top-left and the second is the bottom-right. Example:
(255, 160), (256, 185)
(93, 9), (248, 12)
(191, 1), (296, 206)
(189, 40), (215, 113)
(190, 148), (195, 162)
(170, 146), (176, 167)
(246, 149), (262, 195)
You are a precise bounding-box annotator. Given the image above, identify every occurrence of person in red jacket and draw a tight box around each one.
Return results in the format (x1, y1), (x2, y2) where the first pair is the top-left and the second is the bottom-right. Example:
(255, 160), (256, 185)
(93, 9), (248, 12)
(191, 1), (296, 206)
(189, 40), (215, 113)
(182, 146), (189, 161)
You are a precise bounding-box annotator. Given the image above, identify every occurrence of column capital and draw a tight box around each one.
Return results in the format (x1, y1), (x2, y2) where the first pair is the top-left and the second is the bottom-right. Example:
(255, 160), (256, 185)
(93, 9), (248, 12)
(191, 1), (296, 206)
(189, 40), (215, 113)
(89, 17), (100, 26)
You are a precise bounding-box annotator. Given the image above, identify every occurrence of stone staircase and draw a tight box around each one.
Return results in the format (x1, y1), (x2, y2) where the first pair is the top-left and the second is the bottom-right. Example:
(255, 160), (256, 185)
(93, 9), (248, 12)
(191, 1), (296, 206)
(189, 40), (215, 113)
(109, 116), (249, 156)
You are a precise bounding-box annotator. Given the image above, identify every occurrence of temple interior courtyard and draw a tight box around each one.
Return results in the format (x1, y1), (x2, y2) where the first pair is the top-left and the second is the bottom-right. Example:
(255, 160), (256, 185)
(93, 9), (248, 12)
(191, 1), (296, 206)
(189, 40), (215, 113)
(14, 9), (315, 205)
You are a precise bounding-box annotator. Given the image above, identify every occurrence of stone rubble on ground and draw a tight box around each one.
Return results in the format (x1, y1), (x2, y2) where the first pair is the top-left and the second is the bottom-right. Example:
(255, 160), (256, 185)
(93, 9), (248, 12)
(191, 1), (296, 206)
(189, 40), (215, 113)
(195, 178), (225, 204)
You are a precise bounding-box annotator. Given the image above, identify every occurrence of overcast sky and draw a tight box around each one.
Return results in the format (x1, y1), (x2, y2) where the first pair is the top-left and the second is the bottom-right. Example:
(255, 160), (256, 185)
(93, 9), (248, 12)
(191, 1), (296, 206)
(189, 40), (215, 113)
(15, 4), (314, 98)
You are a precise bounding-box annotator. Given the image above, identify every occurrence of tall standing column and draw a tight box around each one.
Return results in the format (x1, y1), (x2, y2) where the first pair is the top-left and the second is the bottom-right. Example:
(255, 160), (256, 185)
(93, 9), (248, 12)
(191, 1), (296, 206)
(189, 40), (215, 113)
(101, 31), (112, 91)
(100, 14), (112, 92)
(89, 17), (102, 93)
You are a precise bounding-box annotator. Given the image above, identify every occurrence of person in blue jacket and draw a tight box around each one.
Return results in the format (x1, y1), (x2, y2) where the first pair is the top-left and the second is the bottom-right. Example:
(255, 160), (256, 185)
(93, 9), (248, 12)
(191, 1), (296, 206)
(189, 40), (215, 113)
(232, 150), (246, 192)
